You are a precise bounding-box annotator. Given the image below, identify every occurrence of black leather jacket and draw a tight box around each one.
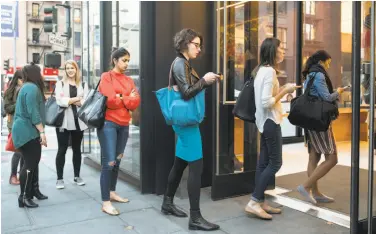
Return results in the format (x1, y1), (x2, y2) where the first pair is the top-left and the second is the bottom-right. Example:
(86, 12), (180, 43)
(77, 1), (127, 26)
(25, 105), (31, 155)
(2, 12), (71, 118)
(171, 54), (208, 100)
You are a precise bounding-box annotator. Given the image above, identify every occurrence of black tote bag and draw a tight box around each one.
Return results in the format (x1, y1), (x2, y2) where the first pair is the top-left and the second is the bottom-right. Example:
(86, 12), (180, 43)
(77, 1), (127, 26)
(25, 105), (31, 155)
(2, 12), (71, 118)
(77, 80), (107, 129)
(233, 77), (256, 123)
(288, 75), (337, 132)
(45, 85), (65, 127)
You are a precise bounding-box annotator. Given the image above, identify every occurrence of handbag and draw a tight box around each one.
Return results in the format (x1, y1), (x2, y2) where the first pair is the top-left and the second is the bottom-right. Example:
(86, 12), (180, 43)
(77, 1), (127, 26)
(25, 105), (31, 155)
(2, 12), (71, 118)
(77, 79), (107, 129)
(155, 59), (205, 126)
(288, 73), (337, 132)
(233, 76), (256, 123)
(5, 133), (18, 152)
(45, 84), (65, 127)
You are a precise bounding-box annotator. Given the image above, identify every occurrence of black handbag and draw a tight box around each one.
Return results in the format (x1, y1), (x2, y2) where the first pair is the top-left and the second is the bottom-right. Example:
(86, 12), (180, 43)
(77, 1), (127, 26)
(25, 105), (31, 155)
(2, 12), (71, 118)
(288, 74), (337, 132)
(233, 77), (256, 123)
(77, 79), (107, 129)
(45, 85), (65, 127)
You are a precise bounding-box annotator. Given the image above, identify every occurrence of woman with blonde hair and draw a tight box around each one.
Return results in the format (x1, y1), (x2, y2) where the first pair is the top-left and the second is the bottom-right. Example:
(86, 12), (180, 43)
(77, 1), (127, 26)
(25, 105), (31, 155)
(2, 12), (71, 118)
(55, 60), (89, 189)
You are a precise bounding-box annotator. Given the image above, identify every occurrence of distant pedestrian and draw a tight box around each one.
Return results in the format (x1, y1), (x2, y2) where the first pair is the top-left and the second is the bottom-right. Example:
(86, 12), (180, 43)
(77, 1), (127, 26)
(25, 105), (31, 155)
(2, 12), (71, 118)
(4, 70), (25, 185)
(12, 63), (48, 208)
(55, 60), (89, 189)
(97, 47), (140, 215)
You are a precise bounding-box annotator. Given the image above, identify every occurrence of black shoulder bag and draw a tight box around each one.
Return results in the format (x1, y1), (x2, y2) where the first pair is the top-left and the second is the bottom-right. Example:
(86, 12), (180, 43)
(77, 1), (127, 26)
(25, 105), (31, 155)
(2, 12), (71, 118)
(288, 73), (337, 132)
(45, 82), (65, 127)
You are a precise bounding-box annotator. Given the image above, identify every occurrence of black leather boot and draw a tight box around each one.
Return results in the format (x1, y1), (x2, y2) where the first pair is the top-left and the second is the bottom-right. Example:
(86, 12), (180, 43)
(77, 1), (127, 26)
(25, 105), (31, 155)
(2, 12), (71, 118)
(161, 196), (188, 217)
(189, 210), (220, 231)
(31, 167), (48, 200)
(18, 195), (38, 208)
(19, 170), (38, 208)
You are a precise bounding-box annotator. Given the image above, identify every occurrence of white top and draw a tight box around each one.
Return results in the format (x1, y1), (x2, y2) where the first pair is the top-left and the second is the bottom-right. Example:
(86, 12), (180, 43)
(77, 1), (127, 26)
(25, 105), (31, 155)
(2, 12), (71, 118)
(55, 80), (89, 131)
(254, 66), (283, 133)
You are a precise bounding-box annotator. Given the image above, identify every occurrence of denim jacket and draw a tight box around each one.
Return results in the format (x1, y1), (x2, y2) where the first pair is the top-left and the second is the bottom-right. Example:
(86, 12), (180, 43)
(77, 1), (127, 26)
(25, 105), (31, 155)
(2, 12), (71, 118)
(303, 72), (339, 102)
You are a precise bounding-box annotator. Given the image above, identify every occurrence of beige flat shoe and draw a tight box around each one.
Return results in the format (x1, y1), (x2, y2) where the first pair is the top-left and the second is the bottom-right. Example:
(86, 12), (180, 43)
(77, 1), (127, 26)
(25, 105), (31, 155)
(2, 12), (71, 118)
(110, 194), (129, 203)
(245, 200), (272, 220)
(261, 203), (282, 214)
(101, 205), (120, 216)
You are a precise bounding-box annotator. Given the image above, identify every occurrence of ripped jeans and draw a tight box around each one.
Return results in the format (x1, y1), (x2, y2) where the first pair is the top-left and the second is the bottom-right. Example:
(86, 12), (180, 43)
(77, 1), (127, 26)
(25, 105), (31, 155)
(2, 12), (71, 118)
(97, 120), (129, 201)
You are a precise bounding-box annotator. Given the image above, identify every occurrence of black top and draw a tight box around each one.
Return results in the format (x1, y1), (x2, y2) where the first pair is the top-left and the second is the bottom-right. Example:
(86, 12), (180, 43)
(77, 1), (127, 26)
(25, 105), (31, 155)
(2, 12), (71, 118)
(69, 84), (81, 131)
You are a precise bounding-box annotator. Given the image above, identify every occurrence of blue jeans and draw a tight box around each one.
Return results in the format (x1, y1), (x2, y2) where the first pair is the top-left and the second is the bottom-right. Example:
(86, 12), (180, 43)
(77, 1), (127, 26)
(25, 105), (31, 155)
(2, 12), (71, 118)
(252, 119), (283, 202)
(97, 120), (129, 201)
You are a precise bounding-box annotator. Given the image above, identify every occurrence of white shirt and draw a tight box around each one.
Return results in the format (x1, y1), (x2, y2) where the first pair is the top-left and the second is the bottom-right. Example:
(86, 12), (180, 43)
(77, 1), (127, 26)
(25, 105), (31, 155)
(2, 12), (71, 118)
(254, 66), (283, 133)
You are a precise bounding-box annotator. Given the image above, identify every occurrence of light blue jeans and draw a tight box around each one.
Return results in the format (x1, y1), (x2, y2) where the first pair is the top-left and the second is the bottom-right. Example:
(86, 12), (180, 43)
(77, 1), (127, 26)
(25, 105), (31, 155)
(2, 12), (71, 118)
(97, 120), (129, 201)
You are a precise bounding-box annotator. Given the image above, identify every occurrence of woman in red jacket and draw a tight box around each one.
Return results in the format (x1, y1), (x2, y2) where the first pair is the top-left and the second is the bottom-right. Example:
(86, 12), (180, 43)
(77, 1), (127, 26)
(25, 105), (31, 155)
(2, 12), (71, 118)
(97, 47), (140, 215)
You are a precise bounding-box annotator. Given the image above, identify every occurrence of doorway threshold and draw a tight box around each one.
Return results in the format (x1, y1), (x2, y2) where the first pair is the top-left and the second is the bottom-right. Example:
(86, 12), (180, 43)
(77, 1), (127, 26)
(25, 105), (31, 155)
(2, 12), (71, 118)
(265, 187), (350, 229)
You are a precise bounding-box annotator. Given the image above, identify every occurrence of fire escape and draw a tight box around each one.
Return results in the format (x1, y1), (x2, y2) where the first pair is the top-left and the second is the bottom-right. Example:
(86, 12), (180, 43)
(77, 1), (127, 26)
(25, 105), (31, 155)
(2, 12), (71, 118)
(27, 2), (51, 64)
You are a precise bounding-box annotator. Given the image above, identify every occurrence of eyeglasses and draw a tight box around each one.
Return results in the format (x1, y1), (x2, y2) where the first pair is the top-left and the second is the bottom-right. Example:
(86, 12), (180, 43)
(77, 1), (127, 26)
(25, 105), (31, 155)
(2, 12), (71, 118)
(190, 42), (203, 50)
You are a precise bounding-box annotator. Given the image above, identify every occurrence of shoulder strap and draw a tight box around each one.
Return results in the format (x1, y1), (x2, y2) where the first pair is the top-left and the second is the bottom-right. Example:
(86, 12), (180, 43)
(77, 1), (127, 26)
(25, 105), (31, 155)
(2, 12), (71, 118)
(304, 72), (317, 95)
(168, 58), (179, 88)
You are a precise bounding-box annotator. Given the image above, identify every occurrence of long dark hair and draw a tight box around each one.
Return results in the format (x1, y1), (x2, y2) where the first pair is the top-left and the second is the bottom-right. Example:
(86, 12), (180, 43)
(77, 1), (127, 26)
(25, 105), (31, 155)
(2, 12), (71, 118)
(110, 47), (130, 69)
(22, 63), (45, 100)
(4, 70), (23, 101)
(302, 50), (331, 79)
(252, 37), (281, 77)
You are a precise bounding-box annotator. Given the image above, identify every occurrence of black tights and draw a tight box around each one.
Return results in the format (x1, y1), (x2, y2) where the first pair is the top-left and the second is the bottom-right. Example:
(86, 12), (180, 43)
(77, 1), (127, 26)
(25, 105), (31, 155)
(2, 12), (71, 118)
(165, 157), (203, 211)
(55, 129), (84, 180)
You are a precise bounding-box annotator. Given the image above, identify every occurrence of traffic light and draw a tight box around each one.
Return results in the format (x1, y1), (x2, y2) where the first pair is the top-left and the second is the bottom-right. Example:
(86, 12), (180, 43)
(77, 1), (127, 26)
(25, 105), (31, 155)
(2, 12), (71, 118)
(3, 59), (9, 71)
(44, 7), (58, 33)
(44, 53), (61, 68)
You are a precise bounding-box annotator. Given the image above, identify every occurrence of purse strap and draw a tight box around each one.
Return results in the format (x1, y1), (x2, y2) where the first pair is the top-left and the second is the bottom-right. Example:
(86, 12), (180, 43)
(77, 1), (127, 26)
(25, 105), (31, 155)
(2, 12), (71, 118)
(168, 58), (179, 88)
(304, 72), (317, 96)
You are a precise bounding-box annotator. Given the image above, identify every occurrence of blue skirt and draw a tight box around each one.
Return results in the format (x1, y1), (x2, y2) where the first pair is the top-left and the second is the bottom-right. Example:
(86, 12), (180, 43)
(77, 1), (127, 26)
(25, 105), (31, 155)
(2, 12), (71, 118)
(172, 124), (202, 162)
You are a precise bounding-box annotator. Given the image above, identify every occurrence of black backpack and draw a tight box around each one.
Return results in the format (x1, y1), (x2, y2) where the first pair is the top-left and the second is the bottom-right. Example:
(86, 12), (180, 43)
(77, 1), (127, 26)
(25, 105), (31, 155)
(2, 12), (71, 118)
(233, 76), (256, 123)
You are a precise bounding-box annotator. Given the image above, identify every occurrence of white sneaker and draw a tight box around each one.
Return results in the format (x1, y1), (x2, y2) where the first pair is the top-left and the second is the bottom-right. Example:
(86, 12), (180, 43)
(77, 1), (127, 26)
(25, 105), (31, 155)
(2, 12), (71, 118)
(74, 177), (85, 186)
(56, 180), (65, 189)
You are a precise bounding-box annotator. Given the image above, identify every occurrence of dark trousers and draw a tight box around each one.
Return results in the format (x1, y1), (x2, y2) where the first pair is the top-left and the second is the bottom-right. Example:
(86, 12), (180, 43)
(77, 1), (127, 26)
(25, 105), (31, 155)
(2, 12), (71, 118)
(252, 119), (283, 202)
(11, 152), (24, 176)
(55, 128), (84, 180)
(165, 157), (203, 211)
(19, 138), (41, 198)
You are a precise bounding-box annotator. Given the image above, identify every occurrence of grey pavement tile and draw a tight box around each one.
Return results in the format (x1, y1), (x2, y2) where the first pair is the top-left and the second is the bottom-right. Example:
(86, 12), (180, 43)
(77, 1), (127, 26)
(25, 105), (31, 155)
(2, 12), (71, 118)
(119, 208), (184, 234)
(75, 175), (137, 195)
(179, 197), (246, 223)
(30, 184), (91, 207)
(165, 215), (227, 234)
(1, 182), (19, 195)
(13, 216), (137, 234)
(218, 208), (349, 234)
(27, 198), (107, 228)
(1, 193), (32, 232)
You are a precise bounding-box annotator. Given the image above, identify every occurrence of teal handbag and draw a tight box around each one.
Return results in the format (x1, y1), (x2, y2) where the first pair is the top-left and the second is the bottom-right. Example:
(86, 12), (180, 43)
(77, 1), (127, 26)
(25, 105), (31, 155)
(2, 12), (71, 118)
(155, 59), (205, 126)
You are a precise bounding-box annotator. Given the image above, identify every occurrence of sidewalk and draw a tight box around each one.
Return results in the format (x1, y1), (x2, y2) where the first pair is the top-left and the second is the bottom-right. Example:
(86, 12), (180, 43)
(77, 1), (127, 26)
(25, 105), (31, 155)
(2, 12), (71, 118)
(1, 127), (349, 234)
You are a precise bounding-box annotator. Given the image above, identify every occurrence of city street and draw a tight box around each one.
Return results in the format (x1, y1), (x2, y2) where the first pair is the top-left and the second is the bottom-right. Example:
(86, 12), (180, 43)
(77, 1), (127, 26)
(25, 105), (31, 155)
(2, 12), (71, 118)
(1, 126), (349, 234)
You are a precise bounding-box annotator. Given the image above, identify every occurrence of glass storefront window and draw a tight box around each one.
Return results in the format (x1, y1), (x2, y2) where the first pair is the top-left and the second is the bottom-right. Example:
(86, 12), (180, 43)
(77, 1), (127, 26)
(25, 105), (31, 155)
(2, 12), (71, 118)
(118, 1), (141, 178)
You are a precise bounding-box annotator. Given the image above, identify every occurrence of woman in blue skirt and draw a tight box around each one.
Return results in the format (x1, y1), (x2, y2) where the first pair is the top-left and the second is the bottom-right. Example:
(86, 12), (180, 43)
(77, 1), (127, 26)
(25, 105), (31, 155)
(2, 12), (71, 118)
(160, 28), (220, 231)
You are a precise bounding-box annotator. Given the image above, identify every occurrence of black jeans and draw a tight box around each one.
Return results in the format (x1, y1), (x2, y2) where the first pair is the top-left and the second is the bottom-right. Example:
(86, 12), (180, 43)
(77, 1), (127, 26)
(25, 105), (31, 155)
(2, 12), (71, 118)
(165, 157), (203, 211)
(19, 138), (41, 198)
(11, 152), (24, 176)
(252, 119), (283, 202)
(55, 128), (84, 180)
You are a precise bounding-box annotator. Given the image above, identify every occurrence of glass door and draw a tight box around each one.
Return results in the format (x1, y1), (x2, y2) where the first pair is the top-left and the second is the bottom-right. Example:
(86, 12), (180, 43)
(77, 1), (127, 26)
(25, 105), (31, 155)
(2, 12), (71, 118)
(212, 1), (273, 200)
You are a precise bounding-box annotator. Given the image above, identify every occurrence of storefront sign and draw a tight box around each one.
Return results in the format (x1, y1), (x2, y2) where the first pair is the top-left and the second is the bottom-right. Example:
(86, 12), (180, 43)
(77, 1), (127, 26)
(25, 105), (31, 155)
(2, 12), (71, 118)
(1, 2), (18, 38)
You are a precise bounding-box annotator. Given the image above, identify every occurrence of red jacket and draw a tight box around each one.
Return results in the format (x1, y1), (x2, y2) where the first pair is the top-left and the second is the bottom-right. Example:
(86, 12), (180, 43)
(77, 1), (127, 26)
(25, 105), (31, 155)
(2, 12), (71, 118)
(99, 71), (140, 126)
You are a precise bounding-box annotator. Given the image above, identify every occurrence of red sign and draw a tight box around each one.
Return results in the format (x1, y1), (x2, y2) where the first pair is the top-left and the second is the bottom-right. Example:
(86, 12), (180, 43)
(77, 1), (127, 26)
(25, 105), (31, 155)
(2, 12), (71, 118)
(43, 67), (59, 76)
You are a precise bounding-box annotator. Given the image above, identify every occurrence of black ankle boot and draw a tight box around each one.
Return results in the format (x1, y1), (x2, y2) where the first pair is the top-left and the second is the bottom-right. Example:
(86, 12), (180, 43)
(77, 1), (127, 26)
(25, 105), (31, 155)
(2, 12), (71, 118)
(189, 210), (220, 231)
(18, 195), (38, 208)
(161, 196), (188, 217)
(32, 188), (48, 200)
(31, 167), (48, 200)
